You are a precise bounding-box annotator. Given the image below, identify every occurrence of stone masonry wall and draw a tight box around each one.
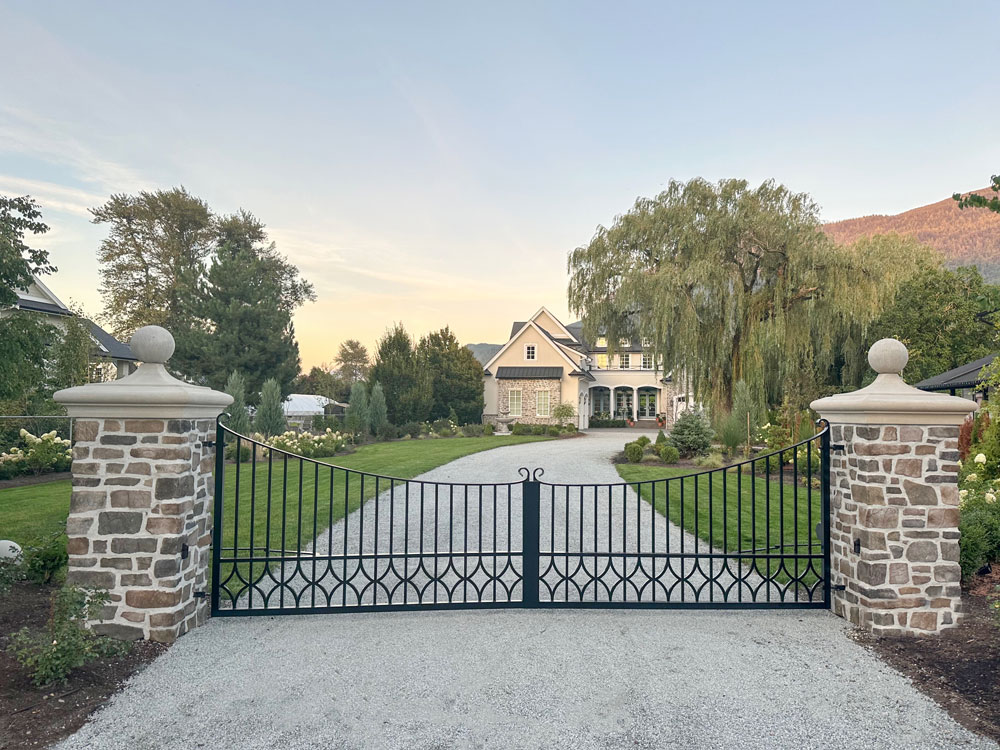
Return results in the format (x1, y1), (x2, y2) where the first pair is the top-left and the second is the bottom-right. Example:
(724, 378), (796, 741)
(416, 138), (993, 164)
(498, 378), (562, 425)
(65, 417), (215, 642)
(829, 422), (962, 634)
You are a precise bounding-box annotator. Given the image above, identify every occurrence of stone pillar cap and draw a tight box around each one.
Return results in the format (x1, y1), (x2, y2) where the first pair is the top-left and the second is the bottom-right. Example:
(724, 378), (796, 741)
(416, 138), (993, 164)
(55, 326), (233, 418)
(810, 338), (977, 425)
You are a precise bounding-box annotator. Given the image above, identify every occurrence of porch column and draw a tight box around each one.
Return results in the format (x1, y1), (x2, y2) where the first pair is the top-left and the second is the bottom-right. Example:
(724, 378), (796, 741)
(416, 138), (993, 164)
(609, 386), (616, 419)
(811, 339), (976, 635)
(54, 326), (232, 643)
(632, 386), (638, 422)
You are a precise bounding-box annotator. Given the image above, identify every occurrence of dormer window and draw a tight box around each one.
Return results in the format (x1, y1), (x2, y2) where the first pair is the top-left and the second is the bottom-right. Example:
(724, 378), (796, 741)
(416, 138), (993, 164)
(596, 337), (607, 348)
(620, 338), (630, 348)
(641, 337), (652, 347)
(525, 344), (536, 361)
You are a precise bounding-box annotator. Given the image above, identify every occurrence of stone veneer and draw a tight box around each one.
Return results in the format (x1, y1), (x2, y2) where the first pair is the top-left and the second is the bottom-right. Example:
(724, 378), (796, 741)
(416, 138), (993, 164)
(498, 378), (562, 424)
(827, 422), (963, 634)
(65, 417), (216, 642)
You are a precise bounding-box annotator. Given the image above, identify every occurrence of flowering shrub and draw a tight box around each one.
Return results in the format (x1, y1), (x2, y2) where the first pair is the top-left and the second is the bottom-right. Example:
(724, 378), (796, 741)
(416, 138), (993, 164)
(0, 429), (72, 479)
(268, 429), (349, 458)
(958, 458), (1000, 577)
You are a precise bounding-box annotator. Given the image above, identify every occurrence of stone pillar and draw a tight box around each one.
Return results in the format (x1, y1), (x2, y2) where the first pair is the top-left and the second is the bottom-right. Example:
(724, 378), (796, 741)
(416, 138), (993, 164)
(811, 339), (976, 635)
(55, 326), (231, 642)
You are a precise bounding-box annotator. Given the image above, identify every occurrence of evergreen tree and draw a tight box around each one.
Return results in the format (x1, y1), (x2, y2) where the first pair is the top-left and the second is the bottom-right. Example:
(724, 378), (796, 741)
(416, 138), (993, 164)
(255, 378), (286, 437)
(368, 382), (389, 434)
(369, 324), (432, 424)
(346, 381), (369, 436)
(417, 327), (485, 424)
(224, 371), (252, 434)
(173, 211), (314, 397)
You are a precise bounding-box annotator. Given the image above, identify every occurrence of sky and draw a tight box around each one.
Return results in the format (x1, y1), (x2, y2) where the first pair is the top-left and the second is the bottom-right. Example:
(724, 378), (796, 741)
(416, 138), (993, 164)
(2, 2), (998, 369)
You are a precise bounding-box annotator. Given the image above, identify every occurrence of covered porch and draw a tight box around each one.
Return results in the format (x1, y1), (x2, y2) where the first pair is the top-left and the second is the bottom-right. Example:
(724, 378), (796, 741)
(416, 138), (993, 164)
(589, 384), (662, 423)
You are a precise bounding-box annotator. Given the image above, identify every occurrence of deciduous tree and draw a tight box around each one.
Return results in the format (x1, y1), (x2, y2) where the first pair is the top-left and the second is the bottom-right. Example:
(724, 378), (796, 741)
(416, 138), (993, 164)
(335, 340), (370, 384)
(0, 195), (55, 306)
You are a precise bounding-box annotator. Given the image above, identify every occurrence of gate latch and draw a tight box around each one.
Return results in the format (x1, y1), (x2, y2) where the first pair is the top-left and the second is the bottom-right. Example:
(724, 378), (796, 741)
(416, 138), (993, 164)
(201, 440), (217, 449)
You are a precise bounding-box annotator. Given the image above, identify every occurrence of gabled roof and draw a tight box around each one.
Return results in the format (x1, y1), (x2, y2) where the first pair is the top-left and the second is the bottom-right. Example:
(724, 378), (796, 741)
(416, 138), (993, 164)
(466, 343), (503, 366)
(528, 306), (576, 340)
(509, 322), (526, 339)
(482, 319), (583, 374)
(87, 321), (137, 361)
(915, 354), (997, 392)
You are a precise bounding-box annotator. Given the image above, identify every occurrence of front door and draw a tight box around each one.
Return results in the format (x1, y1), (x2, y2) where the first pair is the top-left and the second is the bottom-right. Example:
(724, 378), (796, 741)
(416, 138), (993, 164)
(638, 392), (656, 418)
(614, 390), (633, 419)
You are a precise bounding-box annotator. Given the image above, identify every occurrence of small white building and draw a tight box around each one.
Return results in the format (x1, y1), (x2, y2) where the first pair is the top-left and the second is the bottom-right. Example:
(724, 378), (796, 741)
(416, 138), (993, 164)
(282, 393), (345, 429)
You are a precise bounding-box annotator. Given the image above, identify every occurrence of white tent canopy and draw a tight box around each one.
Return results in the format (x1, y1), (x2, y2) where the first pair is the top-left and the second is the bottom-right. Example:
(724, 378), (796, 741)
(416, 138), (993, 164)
(282, 393), (333, 417)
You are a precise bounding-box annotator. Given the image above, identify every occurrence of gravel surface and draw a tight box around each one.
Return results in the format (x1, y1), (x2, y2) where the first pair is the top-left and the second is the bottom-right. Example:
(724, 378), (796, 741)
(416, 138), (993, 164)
(58, 431), (996, 749)
(223, 430), (801, 610)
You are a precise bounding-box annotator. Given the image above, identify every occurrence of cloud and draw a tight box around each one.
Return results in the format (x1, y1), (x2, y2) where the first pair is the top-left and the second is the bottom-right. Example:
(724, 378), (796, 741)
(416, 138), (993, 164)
(0, 175), (105, 217)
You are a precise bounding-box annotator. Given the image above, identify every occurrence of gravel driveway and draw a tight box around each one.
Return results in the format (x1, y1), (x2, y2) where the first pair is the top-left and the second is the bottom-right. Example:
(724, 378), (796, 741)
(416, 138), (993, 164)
(58, 431), (995, 750)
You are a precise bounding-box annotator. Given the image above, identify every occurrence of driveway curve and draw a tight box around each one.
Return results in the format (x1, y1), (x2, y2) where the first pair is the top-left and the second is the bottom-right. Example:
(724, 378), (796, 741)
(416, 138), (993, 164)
(58, 431), (994, 750)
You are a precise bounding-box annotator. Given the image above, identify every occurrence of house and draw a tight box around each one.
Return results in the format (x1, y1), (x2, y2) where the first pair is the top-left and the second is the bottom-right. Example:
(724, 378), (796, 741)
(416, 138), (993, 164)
(915, 354), (996, 404)
(4, 276), (138, 379)
(479, 307), (690, 430)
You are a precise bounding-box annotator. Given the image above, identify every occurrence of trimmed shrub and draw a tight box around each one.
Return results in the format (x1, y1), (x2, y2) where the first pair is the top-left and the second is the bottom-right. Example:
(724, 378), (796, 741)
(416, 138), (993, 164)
(668, 410), (713, 458)
(461, 423), (484, 437)
(655, 430), (667, 446)
(511, 423), (531, 436)
(484, 423), (495, 436)
(376, 422), (399, 442)
(400, 422), (423, 438)
(636, 435), (651, 449)
(546, 425), (561, 437)
(694, 452), (724, 469)
(624, 442), (644, 463)
(657, 444), (680, 464)
(532, 425), (546, 436)
(562, 423), (577, 433)
(589, 418), (627, 428)
(432, 417), (455, 436)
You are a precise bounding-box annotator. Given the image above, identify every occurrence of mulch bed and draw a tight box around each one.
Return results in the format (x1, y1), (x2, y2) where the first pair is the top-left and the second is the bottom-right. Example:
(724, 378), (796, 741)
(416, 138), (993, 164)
(0, 473), (70, 491)
(851, 569), (1000, 744)
(0, 582), (166, 750)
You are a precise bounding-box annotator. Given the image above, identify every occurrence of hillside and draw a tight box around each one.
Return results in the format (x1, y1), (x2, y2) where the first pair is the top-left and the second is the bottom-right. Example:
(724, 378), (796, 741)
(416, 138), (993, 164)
(823, 188), (1000, 281)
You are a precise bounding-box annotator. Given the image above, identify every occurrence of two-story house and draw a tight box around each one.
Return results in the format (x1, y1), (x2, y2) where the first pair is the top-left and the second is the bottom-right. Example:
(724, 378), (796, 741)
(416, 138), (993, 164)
(476, 307), (689, 430)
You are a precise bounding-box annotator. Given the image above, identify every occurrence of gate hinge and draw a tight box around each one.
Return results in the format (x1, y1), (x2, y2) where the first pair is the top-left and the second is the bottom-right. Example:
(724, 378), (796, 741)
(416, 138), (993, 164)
(831, 444), (846, 452)
(201, 440), (217, 449)
(833, 584), (847, 591)
(193, 591), (207, 599)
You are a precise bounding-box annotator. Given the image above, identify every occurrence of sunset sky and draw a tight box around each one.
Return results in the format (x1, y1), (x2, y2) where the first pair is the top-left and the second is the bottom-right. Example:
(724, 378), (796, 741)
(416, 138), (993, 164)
(2, 2), (998, 369)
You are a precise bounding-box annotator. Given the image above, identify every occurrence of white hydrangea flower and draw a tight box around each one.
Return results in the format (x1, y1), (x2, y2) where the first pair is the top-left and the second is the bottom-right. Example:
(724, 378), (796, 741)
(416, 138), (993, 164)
(959, 489), (969, 499)
(987, 493), (997, 504)
(967, 473), (978, 482)
(975, 453), (987, 464)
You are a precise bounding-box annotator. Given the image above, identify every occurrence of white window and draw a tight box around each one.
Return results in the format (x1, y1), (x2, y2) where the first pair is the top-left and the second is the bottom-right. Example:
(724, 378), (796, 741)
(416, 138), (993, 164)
(524, 344), (536, 361)
(536, 390), (550, 417)
(509, 389), (522, 417)
(620, 338), (630, 347)
(596, 337), (607, 348)
(596, 353), (608, 369)
(619, 353), (631, 369)
(642, 352), (653, 369)
(641, 337), (652, 347)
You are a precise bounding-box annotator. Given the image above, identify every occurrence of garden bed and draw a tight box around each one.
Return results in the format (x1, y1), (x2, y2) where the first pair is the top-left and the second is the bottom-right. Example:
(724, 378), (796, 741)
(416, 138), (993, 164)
(852, 570), (1000, 744)
(0, 581), (166, 750)
(0, 471), (71, 491)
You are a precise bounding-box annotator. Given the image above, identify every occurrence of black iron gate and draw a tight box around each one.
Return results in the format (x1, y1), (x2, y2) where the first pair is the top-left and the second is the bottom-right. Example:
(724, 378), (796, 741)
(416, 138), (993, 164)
(211, 422), (831, 615)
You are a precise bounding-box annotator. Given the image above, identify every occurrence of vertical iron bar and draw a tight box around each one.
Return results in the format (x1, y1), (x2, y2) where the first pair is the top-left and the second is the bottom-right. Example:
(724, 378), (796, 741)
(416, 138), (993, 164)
(328, 466), (334, 607)
(722, 467), (728, 601)
(820, 424), (832, 607)
(210, 418), (225, 614)
(737, 465), (742, 603)
(373, 476), (380, 606)
(264, 448), (272, 608)
(389, 478), (395, 606)
(793, 447), (799, 602)
(233, 436), (241, 590)
(679, 477), (685, 602)
(779, 449), (785, 601)
(522, 479), (540, 606)
(342, 471), (349, 606)
(279, 455), (287, 609)
(248, 443), (257, 610)
(765, 452), (771, 601)
(311, 462), (318, 608)
(433, 484), (440, 603)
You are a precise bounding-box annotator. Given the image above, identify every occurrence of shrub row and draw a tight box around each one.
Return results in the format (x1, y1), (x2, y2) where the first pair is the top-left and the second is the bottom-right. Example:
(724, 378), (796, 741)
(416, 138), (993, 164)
(0, 429), (72, 480)
(510, 422), (578, 437)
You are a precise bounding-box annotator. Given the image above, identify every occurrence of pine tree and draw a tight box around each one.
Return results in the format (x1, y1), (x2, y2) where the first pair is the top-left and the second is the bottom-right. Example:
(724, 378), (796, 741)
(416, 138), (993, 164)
(368, 382), (389, 434)
(255, 378), (286, 437)
(224, 371), (252, 435)
(346, 381), (369, 436)
(369, 324), (432, 425)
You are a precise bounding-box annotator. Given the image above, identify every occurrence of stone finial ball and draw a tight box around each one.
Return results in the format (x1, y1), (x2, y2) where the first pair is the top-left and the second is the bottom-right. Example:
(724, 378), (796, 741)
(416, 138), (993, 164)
(130, 325), (175, 364)
(868, 338), (908, 374)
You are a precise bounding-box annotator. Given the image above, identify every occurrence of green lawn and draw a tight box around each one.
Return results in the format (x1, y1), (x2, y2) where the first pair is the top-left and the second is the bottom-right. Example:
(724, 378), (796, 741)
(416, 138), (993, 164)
(0, 479), (73, 546)
(615, 462), (824, 585)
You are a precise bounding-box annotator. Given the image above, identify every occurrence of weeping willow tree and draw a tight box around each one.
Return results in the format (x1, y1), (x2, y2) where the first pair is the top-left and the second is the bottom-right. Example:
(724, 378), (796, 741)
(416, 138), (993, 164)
(567, 178), (938, 411)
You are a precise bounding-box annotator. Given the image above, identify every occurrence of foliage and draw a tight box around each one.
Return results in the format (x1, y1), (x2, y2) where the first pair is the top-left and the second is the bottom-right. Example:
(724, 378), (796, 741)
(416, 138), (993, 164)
(511, 423), (532, 436)
(655, 430), (667, 446)
(296, 365), (351, 403)
(954, 176), (1000, 214)
(268, 429), (349, 458)
(0, 312), (57, 410)
(224, 371), (252, 435)
(8, 586), (129, 687)
(588, 418), (628, 428)
(0, 533), (68, 591)
(370, 324), (433, 425)
(624, 442), (644, 463)
(635, 435), (651, 449)
(484, 423), (494, 436)
(731, 379), (760, 457)
(417, 327), (485, 424)
(345, 381), (369, 436)
(657, 444), (680, 464)
(0, 429), (71, 479)
(546, 425), (561, 437)
(336, 340), (370, 384)
(667, 410), (714, 458)
(399, 421), (423, 439)
(0, 195), (55, 307)
(568, 178), (937, 410)
(376, 422), (399, 442)
(462, 423), (485, 437)
(958, 464), (1000, 576)
(552, 402), (576, 426)
(172, 211), (314, 396)
(715, 411), (745, 458)
(92, 187), (214, 337)
(432, 417), (457, 437)
(311, 414), (341, 433)
(868, 266), (1000, 385)
(694, 452), (725, 469)
(368, 382), (389, 435)
(255, 378), (286, 437)
(51, 315), (95, 390)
